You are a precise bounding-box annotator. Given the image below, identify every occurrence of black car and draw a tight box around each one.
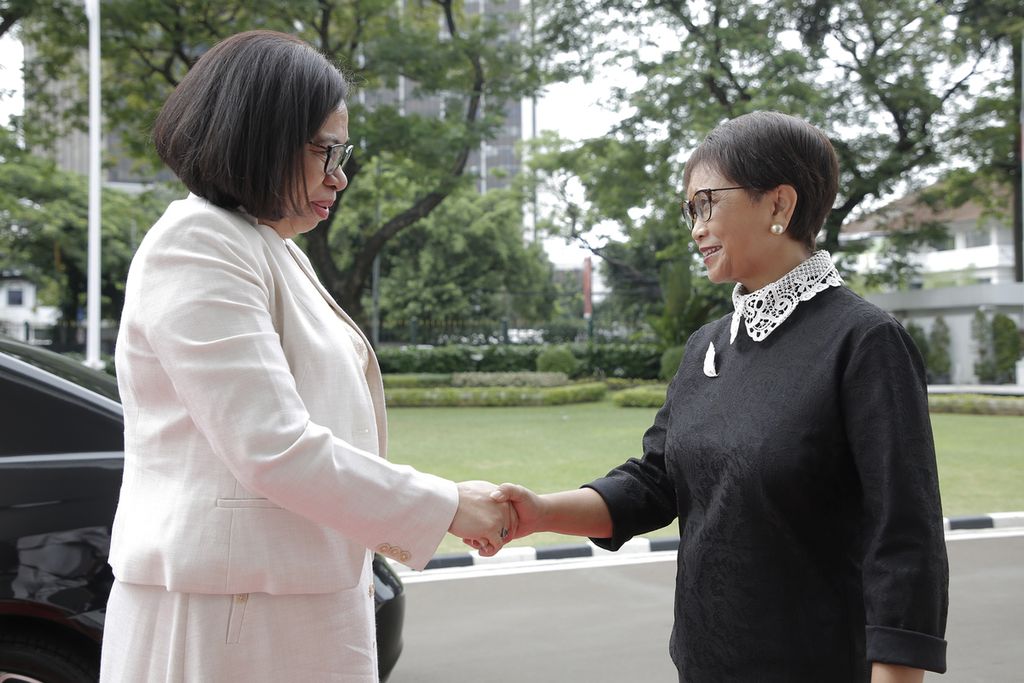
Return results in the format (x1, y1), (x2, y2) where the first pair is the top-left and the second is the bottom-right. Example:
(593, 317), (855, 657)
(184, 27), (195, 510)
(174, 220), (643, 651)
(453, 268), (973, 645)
(0, 336), (405, 682)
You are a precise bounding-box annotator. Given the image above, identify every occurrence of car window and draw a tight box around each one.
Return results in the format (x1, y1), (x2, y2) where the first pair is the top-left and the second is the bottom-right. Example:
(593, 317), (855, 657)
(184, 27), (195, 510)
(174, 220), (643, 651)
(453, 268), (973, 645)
(0, 375), (123, 457)
(0, 339), (120, 402)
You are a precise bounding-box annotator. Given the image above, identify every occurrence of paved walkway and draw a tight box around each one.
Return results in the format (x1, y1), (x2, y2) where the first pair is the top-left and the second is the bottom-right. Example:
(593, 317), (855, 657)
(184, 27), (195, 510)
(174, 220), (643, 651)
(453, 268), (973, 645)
(398, 511), (1024, 574)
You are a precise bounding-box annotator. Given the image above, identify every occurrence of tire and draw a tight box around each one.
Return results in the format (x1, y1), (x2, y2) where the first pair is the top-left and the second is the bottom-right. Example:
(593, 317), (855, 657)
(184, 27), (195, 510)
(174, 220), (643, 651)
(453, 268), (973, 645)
(0, 632), (98, 683)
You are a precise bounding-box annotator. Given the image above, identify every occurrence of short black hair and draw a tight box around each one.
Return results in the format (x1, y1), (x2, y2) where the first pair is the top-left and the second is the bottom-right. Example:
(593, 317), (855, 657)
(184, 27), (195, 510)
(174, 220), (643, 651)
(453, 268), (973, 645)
(153, 30), (349, 220)
(683, 111), (839, 250)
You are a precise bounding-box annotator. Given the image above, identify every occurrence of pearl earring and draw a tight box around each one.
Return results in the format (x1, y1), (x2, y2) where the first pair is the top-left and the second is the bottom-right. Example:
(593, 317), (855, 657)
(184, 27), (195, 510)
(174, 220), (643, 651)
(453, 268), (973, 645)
(770, 223), (786, 235)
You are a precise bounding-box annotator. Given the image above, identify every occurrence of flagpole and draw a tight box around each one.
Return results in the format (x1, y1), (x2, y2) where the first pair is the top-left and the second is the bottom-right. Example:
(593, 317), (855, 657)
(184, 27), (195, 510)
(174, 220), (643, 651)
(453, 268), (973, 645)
(84, 0), (103, 369)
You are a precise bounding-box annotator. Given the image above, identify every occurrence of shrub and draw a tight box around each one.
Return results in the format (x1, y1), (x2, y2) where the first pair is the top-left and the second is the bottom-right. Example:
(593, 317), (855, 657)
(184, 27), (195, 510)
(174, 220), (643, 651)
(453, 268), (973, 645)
(475, 345), (541, 372)
(928, 394), (1024, 416)
(382, 373), (452, 388)
(376, 345), (472, 374)
(451, 372), (568, 387)
(659, 345), (686, 381)
(992, 313), (1022, 384)
(385, 382), (607, 407)
(927, 317), (952, 384)
(603, 378), (665, 392)
(578, 343), (662, 379)
(904, 321), (929, 365)
(612, 385), (668, 408)
(376, 342), (665, 378)
(536, 346), (579, 376)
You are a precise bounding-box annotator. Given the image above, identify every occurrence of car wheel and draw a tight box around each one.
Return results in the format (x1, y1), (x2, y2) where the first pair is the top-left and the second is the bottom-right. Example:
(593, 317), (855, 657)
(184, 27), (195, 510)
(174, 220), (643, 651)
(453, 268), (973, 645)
(0, 633), (98, 683)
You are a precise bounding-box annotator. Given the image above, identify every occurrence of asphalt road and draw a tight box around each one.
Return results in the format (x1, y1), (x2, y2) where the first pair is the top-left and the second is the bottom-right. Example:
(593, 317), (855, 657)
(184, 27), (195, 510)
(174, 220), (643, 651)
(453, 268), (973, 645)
(388, 531), (1024, 682)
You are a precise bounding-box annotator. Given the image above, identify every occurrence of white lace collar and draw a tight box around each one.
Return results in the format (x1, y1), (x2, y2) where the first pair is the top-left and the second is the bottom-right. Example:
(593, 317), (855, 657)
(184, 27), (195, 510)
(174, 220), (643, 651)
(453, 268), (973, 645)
(729, 250), (843, 344)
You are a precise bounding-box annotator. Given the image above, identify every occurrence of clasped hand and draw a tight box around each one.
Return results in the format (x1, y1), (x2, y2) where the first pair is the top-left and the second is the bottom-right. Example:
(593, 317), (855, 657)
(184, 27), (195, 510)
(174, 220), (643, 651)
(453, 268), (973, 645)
(449, 482), (541, 557)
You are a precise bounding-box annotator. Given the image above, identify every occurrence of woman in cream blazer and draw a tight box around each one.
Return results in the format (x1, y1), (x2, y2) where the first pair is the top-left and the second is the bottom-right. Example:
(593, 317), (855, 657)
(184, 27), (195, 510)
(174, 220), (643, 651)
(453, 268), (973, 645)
(101, 31), (511, 682)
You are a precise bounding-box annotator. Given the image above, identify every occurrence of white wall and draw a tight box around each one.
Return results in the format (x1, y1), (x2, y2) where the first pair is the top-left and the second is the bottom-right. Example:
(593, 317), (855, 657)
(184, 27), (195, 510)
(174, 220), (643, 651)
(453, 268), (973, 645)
(865, 283), (1024, 385)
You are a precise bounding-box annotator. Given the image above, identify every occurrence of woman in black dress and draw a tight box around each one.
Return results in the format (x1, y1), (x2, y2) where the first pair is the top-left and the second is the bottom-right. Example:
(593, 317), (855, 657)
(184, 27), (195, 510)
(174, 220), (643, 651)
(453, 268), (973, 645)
(492, 111), (948, 682)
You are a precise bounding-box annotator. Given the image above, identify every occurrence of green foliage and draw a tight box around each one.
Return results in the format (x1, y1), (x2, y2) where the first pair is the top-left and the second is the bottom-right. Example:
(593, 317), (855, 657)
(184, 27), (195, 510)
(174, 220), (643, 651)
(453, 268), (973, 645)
(904, 321), (929, 364)
(385, 382), (606, 407)
(578, 343), (662, 379)
(659, 345), (685, 381)
(535, 345), (579, 376)
(611, 385), (668, 408)
(972, 309), (997, 383)
(973, 310), (1022, 384)
(474, 345), (543, 372)
(992, 313), (1022, 384)
(381, 373), (452, 388)
(528, 0), (1013, 326)
(928, 317), (953, 384)
(368, 185), (556, 330)
(376, 345), (472, 374)
(375, 342), (664, 378)
(18, 0), (553, 325)
(928, 394), (1024, 416)
(451, 372), (568, 388)
(0, 126), (168, 329)
(602, 377), (665, 391)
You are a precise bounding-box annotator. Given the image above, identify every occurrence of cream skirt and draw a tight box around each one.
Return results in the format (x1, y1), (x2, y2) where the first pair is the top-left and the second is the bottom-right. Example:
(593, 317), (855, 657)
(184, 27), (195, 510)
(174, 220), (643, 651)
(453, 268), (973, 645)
(100, 564), (378, 682)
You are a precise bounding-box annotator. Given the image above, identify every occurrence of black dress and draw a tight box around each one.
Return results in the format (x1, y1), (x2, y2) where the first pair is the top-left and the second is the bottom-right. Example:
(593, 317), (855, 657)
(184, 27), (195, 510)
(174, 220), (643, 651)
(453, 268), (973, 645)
(586, 280), (948, 682)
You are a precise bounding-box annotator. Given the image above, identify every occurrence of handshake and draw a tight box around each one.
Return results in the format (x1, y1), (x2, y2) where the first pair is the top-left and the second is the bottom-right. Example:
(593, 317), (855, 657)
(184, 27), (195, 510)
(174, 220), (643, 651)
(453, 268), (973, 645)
(447, 481), (538, 557)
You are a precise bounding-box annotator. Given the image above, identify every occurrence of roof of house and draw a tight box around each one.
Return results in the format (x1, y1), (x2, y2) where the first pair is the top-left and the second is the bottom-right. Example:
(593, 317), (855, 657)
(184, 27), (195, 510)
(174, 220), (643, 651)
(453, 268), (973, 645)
(840, 186), (1011, 237)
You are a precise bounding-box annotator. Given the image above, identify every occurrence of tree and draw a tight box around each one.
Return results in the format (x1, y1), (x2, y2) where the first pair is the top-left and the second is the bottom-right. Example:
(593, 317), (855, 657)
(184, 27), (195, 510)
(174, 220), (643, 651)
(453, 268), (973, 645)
(19, 0), (550, 326)
(375, 184), (556, 340)
(927, 316), (952, 384)
(903, 320), (929, 372)
(991, 313), (1022, 384)
(946, 0), (1023, 282)
(0, 125), (169, 339)
(529, 0), (1004, 335)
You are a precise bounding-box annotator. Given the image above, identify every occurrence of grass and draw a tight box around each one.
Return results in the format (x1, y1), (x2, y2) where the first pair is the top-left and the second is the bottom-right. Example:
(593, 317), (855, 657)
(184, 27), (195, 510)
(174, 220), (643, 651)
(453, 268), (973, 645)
(386, 400), (1024, 556)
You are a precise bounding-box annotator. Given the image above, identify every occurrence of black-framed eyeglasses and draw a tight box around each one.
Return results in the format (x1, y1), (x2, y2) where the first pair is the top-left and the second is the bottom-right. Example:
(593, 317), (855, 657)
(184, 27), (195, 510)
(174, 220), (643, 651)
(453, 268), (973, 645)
(681, 186), (748, 230)
(309, 141), (355, 175)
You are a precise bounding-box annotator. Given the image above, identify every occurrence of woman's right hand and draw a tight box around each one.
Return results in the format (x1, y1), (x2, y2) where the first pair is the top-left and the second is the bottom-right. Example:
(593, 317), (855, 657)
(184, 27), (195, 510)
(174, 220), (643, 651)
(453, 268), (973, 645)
(449, 480), (516, 555)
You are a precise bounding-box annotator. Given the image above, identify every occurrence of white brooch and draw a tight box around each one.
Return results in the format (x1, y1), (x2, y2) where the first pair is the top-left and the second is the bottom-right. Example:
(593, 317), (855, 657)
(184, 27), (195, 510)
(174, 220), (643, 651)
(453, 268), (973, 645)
(703, 341), (718, 378)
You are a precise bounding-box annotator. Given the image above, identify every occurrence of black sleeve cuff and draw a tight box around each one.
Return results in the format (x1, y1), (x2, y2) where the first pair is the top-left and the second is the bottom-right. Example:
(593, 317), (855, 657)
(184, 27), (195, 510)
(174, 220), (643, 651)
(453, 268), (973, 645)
(581, 480), (633, 551)
(866, 625), (947, 673)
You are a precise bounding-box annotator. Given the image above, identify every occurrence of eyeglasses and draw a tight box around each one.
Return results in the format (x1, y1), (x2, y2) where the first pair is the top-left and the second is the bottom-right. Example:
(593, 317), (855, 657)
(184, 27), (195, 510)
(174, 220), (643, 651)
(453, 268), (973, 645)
(681, 186), (748, 230)
(309, 141), (355, 176)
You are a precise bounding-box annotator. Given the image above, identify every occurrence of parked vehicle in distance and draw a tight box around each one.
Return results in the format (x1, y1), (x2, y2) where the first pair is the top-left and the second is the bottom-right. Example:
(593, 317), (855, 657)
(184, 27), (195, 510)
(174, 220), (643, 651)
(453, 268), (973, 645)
(0, 336), (406, 682)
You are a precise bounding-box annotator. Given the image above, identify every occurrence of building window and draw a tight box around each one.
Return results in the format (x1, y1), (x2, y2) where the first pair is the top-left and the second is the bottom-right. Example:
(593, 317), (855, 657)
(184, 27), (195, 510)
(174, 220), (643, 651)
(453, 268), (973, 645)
(7, 288), (24, 306)
(965, 228), (991, 248)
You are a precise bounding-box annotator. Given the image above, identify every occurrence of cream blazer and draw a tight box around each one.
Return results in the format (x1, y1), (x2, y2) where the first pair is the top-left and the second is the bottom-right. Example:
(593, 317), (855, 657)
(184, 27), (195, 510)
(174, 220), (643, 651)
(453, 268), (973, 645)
(110, 194), (458, 595)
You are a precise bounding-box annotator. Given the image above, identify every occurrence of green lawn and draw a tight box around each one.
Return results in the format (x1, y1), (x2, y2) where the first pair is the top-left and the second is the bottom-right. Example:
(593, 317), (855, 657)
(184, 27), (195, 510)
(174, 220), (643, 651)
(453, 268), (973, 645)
(387, 400), (1024, 555)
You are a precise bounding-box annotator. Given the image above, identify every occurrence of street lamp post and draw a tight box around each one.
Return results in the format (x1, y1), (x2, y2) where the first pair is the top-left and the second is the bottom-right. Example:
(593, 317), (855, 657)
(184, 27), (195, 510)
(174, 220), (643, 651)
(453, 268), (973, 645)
(84, 0), (103, 369)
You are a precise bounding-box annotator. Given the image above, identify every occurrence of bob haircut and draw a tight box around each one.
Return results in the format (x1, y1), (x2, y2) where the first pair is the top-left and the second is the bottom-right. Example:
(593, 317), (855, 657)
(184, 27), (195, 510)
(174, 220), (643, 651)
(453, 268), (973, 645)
(153, 30), (349, 220)
(682, 111), (839, 251)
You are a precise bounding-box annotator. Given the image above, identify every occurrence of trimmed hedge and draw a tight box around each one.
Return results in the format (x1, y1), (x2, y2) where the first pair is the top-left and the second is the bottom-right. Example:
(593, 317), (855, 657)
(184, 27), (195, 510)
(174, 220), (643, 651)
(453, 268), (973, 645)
(604, 378), (666, 392)
(451, 372), (569, 387)
(385, 382), (608, 407)
(612, 385), (668, 408)
(609, 389), (1024, 415)
(928, 394), (1024, 416)
(376, 343), (663, 379)
(382, 373), (453, 388)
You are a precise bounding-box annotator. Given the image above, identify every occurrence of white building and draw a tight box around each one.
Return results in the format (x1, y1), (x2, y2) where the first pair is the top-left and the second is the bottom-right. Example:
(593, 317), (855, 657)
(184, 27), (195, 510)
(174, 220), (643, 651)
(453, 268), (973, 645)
(841, 190), (1023, 385)
(0, 271), (60, 344)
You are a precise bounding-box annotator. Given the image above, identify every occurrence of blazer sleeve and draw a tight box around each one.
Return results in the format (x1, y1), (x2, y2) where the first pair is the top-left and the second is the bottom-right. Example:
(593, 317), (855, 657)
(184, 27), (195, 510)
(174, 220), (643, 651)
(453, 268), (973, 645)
(134, 214), (458, 570)
(841, 319), (949, 672)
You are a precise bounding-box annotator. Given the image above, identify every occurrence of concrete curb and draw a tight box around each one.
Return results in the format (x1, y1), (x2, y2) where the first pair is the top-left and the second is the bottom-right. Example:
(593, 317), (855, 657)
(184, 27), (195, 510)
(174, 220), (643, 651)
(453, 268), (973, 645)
(415, 512), (1024, 572)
